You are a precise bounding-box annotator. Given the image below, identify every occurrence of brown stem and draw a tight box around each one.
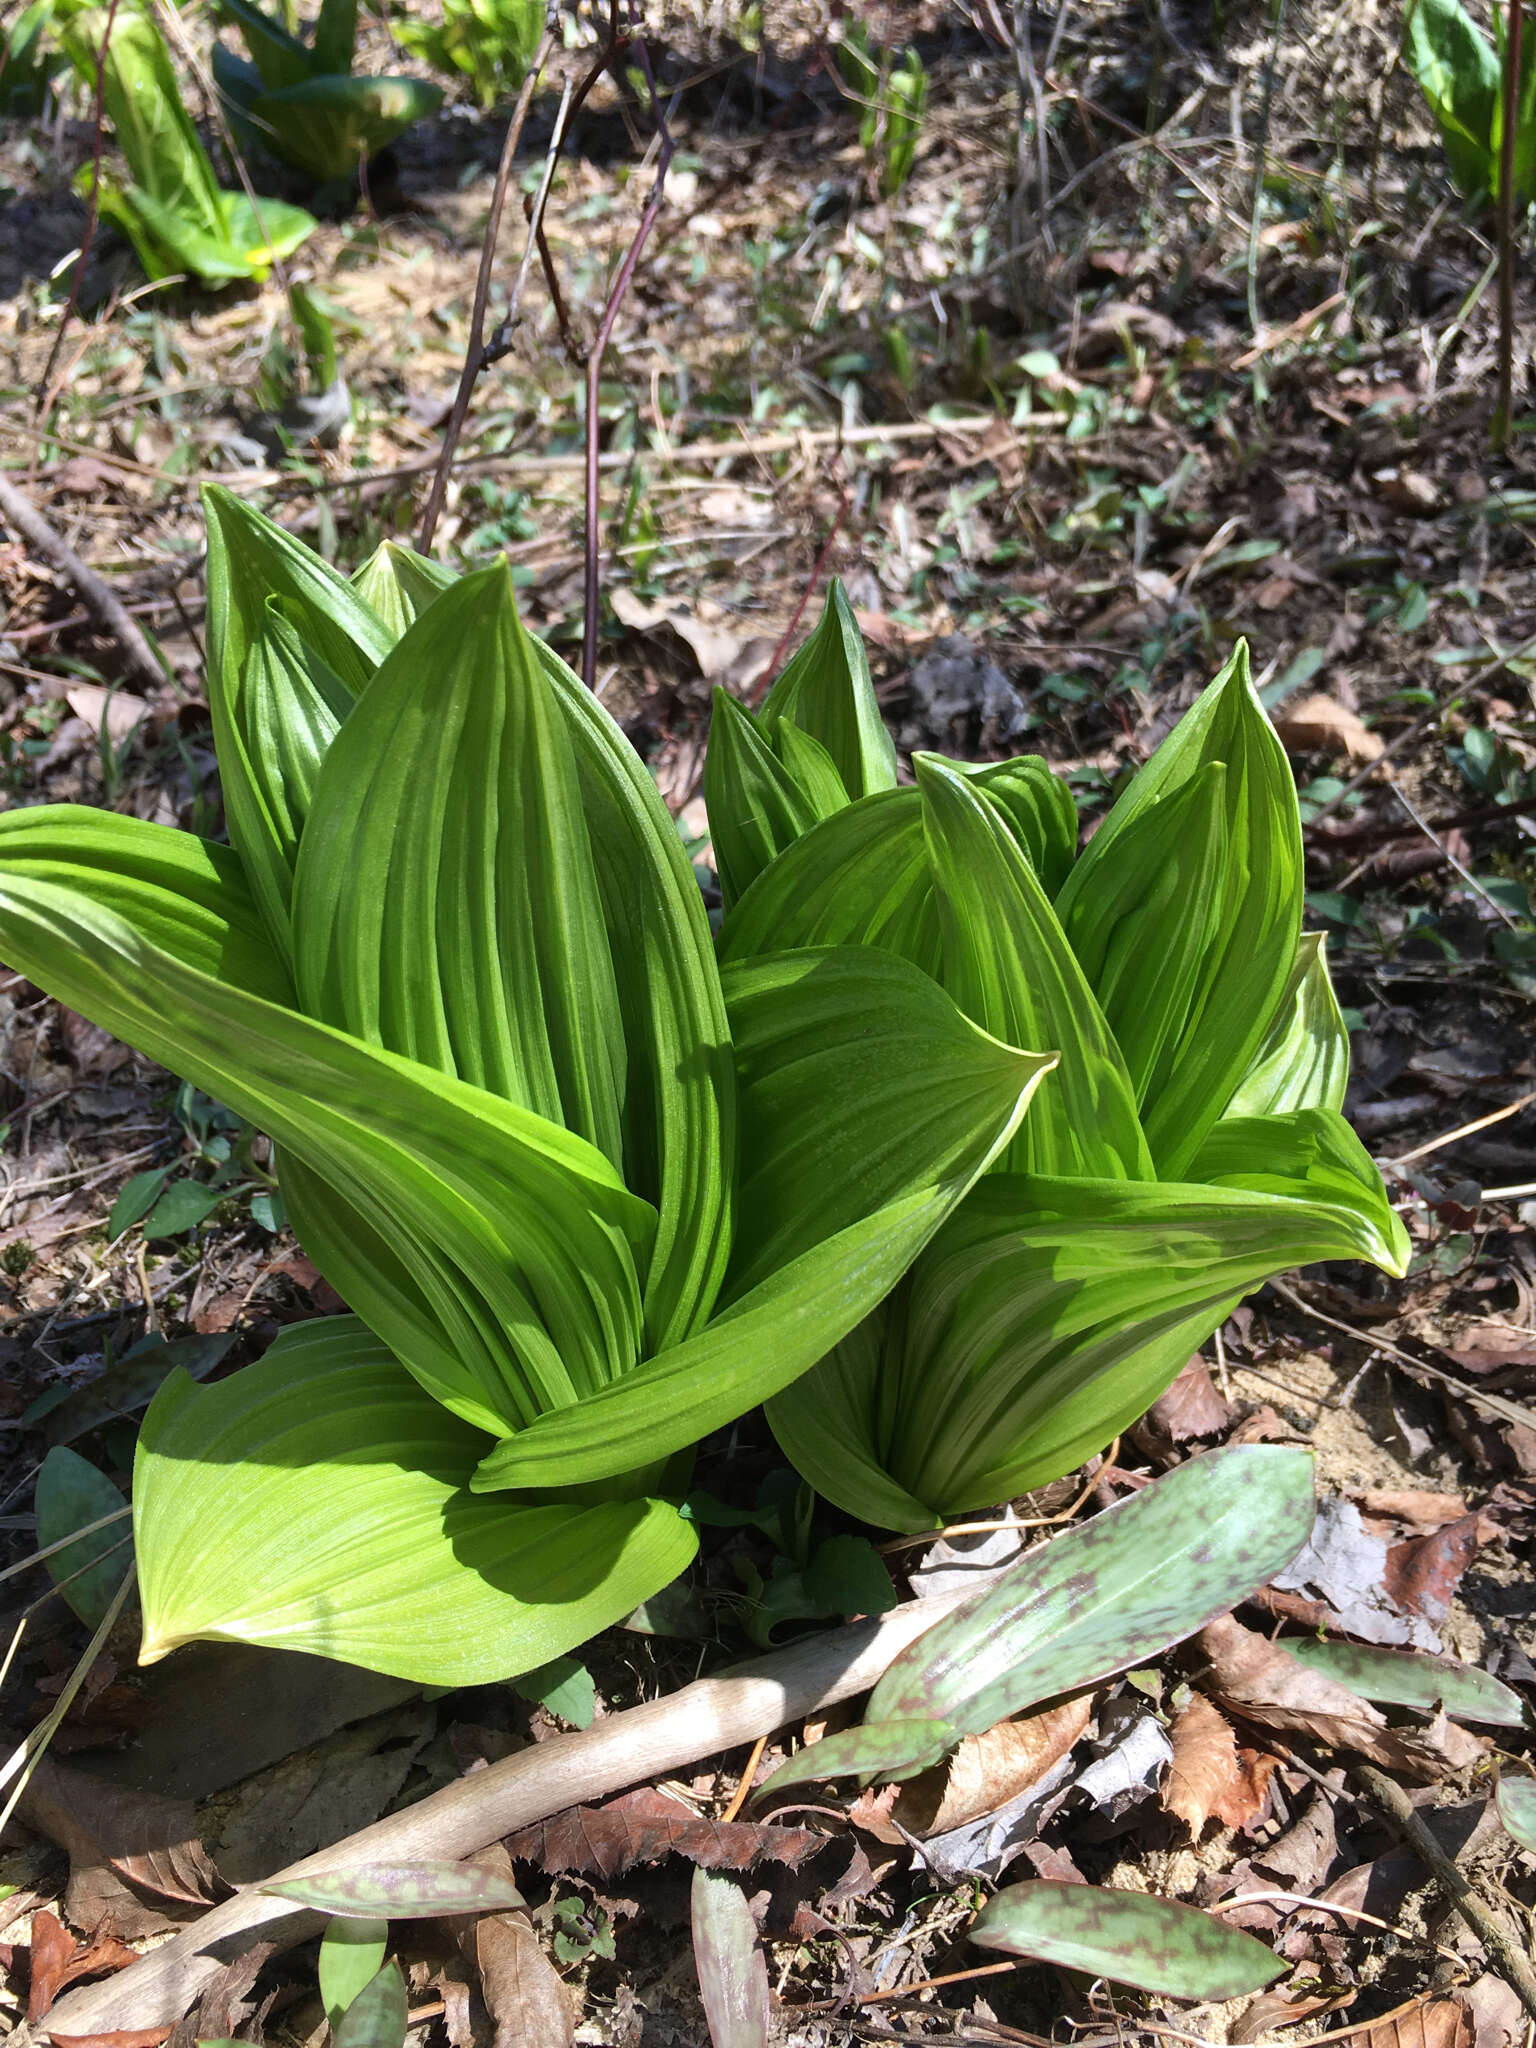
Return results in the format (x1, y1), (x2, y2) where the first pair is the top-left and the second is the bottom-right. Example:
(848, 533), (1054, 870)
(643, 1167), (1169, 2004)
(1494, 0), (1523, 451)
(35, 0), (124, 426)
(0, 470), (166, 695)
(417, 34), (553, 554)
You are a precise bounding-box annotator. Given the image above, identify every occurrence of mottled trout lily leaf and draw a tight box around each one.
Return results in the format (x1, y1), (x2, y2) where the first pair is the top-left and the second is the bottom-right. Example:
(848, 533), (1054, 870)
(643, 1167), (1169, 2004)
(970, 1883), (1285, 2000)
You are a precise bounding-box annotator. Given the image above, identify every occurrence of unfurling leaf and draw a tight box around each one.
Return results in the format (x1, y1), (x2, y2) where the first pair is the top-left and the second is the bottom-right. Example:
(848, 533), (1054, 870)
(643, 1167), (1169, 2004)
(970, 1881), (1285, 1999)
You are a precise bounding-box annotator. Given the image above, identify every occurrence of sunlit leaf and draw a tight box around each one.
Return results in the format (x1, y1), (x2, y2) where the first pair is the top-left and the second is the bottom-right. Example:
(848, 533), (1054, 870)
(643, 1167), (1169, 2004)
(351, 540), (454, 639)
(758, 581), (897, 800)
(267, 1861), (525, 1918)
(135, 1320), (696, 1682)
(756, 1720), (958, 1802)
(702, 688), (823, 912)
(1495, 1775), (1536, 1854)
(1223, 933), (1348, 1118)
(970, 1881), (1285, 1999)
(1284, 1640), (1524, 1727)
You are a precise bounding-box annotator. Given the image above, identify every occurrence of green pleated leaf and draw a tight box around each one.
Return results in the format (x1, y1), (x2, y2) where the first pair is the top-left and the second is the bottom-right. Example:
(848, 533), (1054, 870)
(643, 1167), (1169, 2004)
(871, 1445), (1316, 1737)
(134, 1320), (696, 1683)
(1282, 1640), (1524, 1727)
(471, 951), (1053, 1492)
(916, 754), (1148, 1180)
(755, 1720), (958, 1804)
(952, 754), (1078, 898)
(0, 870), (653, 1437)
(1056, 642), (1304, 1177)
(758, 581), (897, 799)
(1495, 1775), (1536, 1855)
(721, 947), (1058, 1301)
(0, 805), (293, 1004)
(772, 717), (851, 820)
(766, 1308), (935, 1533)
(530, 637), (734, 1352)
(702, 687), (825, 913)
(215, 0), (312, 91)
(214, 598), (353, 957)
(203, 483), (392, 708)
(351, 539), (455, 640)
(215, 190), (318, 273)
(266, 1861), (526, 1918)
(970, 1882), (1284, 2000)
(293, 566), (629, 1174)
(64, 7), (223, 238)
(1223, 932), (1348, 1118)
(775, 1112), (1407, 1526)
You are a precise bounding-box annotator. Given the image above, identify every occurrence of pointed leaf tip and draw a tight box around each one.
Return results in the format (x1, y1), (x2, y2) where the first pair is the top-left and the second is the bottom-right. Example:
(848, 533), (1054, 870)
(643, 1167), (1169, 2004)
(971, 1881), (1286, 2000)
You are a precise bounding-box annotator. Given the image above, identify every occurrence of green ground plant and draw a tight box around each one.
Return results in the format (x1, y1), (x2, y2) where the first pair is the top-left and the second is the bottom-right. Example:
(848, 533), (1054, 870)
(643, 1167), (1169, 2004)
(59, 4), (316, 283)
(0, 497), (1050, 1685)
(1404, 0), (1536, 209)
(213, 0), (442, 184)
(0, 0), (65, 119)
(393, 0), (543, 110)
(705, 590), (1410, 1529)
(836, 20), (928, 196)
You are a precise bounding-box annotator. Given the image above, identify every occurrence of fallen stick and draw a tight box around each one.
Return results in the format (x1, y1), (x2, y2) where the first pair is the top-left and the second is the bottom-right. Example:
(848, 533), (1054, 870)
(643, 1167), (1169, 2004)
(0, 471), (167, 698)
(42, 1588), (965, 2036)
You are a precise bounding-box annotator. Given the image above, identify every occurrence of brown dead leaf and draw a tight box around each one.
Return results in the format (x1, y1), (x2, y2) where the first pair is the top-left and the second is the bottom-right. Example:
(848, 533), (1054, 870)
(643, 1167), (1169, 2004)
(1360, 1999), (1471, 2048)
(845, 1782), (903, 1846)
(1384, 1515), (1480, 1623)
(450, 1847), (572, 2048)
(1135, 1356), (1233, 1454)
(162, 1941), (274, 2048)
(1274, 694), (1385, 764)
(1372, 468), (1441, 514)
(1232, 1991), (1348, 2042)
(1358, 1489), (1470, 1528)
(1211, 1748), (1278, 1831)
(27, 1912), (137, 2025)
(608, 588), (774, 690)
(47, 2029), (174, 2047)
(1162, 1693), (1243, 1837)
(505, 1786), (824, 1882)
(1461, 1973), (1524, 2048)
(1196, 1617), (1484, 1778)
(20, 1757), (225, 1940)
(892, 1697), (1093, 1838)
(64, 685), (150, 750)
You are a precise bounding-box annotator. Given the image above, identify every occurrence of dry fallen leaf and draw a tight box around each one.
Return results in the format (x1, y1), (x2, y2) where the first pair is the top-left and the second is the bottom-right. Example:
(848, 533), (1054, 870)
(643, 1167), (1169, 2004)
(64, 685), (150, 750)
(27, 1911), (138, 2025)
(608, 588), (775, 690)
(1359, 1998), (1472, 2048)
(1162, 1692), (1243, 1837)
(1196, 1617), (1484, 1777)
(505, 1786), (824, 1882)
(1384, 1514), (1481, 1624)
(1274, 694), (1384, 764)
(452, 1850), (573, 2048)
(892, 1697), (1093, 1838)
(20, 1756), (225, 1941)
(1135, 1356), (1233, 1454)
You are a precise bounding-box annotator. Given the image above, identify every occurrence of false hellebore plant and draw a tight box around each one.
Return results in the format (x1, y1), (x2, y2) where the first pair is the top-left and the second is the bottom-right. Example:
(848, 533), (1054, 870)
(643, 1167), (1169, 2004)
(0, 495), (1054, 1684)
(705, 595), (1411, 1531)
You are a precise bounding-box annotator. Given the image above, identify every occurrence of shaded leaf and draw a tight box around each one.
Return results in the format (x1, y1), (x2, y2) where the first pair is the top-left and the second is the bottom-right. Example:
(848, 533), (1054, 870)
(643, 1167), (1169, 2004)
(1495, 1775), (1536, 1854)
(320, 1917), (388, 2026)
(36, 1449), (131, 1629)
(970, 1880), (1286, 1999)
(332, 1960), (407, 2048)
(513, 1657), (595, 1729)
(692, 1867), (770, 2048)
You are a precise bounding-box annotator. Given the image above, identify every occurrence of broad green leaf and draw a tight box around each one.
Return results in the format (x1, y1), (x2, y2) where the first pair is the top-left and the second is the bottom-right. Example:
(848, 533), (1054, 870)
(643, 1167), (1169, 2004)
(758, 581), (897, 799)
(215, 599), (352, 956)
(135, 1321), (696, 1682)
(787, 1114), (1407, 1525)
(249, 73), (443, 181)
(1282, 1640), (1524, 1727)
(215, 0), (312, 91)
(756, 1720), (958, 1802)
(970, 1882), (1284, 1999)
(64, 8), (223, 239)
(514, 1655), (595, 1727)
(1056, 643), (1304, 1177)
(108, 1166), (170, 1240)
(0, 805), (293, 1003)
(267, 1861), (525, 1918)
(952, 754), (1078, 898)
(294, 567), (628, 1173)
(215, 190), (319, 273)
(702, 689), (823, 912)
(109, 185), (255, 282)
(532, 637), (734, 1352)
(691, 1868), (770, 2048)
(313, 0), (359, 75)
(870, 1445), (1315, 1737)
(0, 869), (653, 1435)
(721, 947), (1057, 1300)
(36, 1448), (131, 1629)
(333, 1962), (407, 2048)
(142, 1178), (223, 1239)
(320, 1918), (388, 2027)
(472, 950), (1053, 1491)
(1223, 933), (1348, 1119)
(1495, 1775), (1536, 1854)
(915, 754), (1148, 1179)
(203, 484), (392, 710)
(1405, 0), (1498, 204)
(352, 540), (455, 639)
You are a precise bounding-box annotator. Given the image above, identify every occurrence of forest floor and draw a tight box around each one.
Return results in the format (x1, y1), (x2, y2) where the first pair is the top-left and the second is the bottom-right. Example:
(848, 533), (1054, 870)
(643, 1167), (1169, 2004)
(1, 0), (1535, 2042)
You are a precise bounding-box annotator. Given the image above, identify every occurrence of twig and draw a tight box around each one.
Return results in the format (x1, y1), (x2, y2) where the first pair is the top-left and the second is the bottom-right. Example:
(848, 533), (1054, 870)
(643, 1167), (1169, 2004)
(1389, 782), (1523, 930)
(484, 75), (574, 368)
(582, 38), (675, 689)
(1354, 1762), (1536, 2024)
(417, 32), (553, 554)
(42, 1586), (972, 2036)
(35, 0), (124, 425)
(718, 1734), (767, 1824)
(1389, 1089), (1536, 1168)
(0, 470), (166, 694)
(1245, 0), (1288, 341)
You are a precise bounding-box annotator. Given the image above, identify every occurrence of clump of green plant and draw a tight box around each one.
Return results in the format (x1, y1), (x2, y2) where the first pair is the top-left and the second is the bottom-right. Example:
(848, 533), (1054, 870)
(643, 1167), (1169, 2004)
(0, 0), (65, 119)
(835, 20), (928, 196)
(213, 0), (443, 185)
(59, 5), (316, 284)
(706, 595), (1409, 1531)
(1403, 0), (1536, 210)
(393, 0), (543, 110)
(0, 494), (1049, 1685)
